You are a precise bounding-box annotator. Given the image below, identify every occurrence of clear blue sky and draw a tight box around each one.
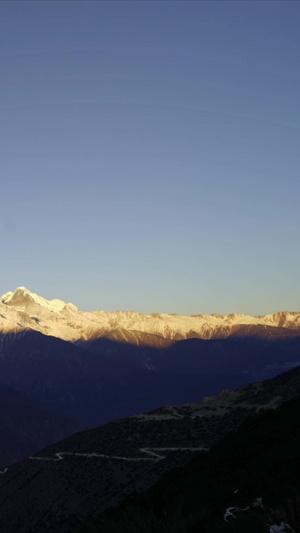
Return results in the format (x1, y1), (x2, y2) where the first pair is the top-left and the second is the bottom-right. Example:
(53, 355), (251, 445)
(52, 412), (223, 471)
(1, 1), (299, 315)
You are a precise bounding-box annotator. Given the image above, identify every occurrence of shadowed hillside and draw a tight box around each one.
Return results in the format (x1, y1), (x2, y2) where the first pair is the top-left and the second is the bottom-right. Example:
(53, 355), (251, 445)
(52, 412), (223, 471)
(1, 331), (299, 430)
(1, 364), (300, 531)
(82, 395), (300, 533)
(0, 383), (83, 468)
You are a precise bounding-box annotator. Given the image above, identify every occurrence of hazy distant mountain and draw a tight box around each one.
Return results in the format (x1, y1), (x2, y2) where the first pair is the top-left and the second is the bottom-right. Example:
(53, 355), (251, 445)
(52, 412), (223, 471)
(0, 382), (83, 468)
(2, 363), (300, 532)
(0, 328), (299, 428)
(1, 287), (300, 345)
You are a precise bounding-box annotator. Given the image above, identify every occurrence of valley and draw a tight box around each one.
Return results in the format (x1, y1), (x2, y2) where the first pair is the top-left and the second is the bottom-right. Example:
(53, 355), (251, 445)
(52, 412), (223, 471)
(1, 288), (300, 532)
(1, 363), (300, 531)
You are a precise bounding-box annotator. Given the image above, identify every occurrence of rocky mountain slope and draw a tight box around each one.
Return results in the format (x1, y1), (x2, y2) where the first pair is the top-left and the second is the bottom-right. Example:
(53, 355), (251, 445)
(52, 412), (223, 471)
(2, 363), (300, 532)
(1, 287), (300, 345)
(85, 394), (300, 533)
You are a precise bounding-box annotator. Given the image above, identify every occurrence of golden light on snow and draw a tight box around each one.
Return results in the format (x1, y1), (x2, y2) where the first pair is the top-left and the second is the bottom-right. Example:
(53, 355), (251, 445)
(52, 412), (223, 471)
(0, 287), (299, 346)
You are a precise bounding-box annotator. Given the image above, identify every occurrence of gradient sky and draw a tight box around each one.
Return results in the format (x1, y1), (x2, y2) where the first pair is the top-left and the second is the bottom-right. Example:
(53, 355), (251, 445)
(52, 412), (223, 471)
(1, 1), (299, 315)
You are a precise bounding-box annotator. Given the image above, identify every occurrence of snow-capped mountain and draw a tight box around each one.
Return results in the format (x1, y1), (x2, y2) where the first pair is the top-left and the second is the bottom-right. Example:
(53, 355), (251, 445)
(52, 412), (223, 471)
(1, 288), (300, 470)
(1, 287), (300, 345)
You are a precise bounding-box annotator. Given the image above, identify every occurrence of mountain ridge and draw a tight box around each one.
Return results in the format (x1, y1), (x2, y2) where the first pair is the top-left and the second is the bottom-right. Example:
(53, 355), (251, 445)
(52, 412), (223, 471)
(1, 287), (300, 345)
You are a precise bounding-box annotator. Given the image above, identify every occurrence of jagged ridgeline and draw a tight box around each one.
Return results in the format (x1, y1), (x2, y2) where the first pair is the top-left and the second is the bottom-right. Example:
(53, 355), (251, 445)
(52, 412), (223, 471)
(1, 287), (300, 532)
(0, 287), (300, 475)
(1, 287), (300, 432)
(1, 287), (300, 344)
(81, 394), (300, 533)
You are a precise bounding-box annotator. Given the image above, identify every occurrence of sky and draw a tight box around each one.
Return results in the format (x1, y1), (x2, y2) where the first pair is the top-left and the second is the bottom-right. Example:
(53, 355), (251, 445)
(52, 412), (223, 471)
(0, 1), (299, 315)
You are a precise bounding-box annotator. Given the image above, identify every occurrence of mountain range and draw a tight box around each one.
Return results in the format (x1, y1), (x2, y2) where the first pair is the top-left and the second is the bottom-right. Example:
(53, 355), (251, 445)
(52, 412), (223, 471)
(1, 287), (300, 467)
(1, 287), (300, 531)
(1, 287), (300, 345)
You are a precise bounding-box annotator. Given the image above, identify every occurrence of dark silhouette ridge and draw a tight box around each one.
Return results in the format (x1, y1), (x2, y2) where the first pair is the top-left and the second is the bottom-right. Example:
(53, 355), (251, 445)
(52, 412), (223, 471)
(0, 382), (83, 468)
(0, 330), (299, 428)
(0, 328), (299, 470)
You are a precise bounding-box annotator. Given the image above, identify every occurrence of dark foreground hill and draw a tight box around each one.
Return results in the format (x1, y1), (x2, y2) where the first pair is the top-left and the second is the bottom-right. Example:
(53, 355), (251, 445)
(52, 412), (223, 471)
(82, 394), (300, 533)
(2, 364), (300, 532)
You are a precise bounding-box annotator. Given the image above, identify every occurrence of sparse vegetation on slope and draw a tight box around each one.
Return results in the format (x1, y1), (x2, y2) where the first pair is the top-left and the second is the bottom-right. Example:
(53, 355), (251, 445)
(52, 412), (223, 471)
(81, 395), (300, 533)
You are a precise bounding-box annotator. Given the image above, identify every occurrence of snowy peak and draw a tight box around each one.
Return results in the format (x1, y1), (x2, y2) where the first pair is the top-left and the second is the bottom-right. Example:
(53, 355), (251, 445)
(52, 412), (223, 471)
(1, 287), (37, 311)
(1, 287), (66, 312)
(0, 287), (300, 345)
